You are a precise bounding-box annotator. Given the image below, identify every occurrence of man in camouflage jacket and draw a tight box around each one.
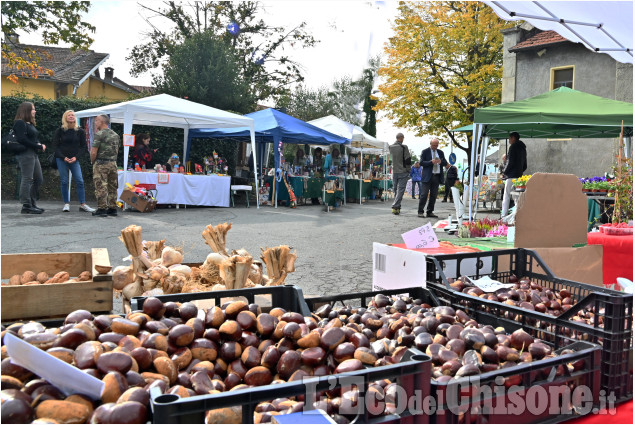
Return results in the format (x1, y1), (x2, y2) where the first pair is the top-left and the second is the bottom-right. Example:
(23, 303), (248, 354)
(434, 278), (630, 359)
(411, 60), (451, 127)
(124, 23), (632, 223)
(90, 114), (120, 217)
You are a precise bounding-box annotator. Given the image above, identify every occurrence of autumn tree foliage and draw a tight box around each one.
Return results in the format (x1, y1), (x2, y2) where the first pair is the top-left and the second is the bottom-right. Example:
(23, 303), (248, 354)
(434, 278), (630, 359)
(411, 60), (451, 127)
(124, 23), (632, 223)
(377, 1), (513, 158)
(1, 1), (95, 83)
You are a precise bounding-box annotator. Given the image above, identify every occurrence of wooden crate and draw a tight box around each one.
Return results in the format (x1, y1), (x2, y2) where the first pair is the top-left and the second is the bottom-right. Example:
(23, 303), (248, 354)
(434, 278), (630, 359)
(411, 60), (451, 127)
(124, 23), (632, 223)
(1, 248), (113, 322)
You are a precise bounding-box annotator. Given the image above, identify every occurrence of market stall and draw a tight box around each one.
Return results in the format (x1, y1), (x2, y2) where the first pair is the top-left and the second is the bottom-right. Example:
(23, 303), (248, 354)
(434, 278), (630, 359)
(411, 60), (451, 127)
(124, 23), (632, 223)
(466, 87), (633, 219)
(187, 108), (349, 208)
(75, 94), (259, 207)
(117, 171), (231, 207)
(309, 115), (390, 203)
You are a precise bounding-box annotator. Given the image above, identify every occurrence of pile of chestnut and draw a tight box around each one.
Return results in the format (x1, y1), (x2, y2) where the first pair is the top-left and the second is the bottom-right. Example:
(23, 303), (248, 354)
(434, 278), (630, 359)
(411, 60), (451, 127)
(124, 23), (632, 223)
(451, 275), (603, 329)
(310, 294), (583, 386)
(1, 297), (422, 425)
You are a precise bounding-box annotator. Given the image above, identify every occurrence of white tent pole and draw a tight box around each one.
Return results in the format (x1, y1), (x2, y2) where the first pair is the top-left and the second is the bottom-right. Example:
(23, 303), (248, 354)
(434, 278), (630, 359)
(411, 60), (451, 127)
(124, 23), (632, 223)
(467, 124), (483, 221)
(122, 110), (133, 194)
(250, 125), (259, 209)
(360, 146), (363, 205)
(183, 128), (189, 163)
(474, 136), (489, 217)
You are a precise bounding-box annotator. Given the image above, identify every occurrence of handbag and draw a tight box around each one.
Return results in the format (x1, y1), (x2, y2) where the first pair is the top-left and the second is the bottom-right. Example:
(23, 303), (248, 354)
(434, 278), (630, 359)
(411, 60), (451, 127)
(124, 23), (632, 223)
(48, 154), (58, 169)
(1, 130), (26, 154)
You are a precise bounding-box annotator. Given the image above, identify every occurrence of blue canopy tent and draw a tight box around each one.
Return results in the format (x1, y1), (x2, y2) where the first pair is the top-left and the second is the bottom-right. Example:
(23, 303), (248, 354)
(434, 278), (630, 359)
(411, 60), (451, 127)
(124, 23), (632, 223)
(186, 108), (350, 208)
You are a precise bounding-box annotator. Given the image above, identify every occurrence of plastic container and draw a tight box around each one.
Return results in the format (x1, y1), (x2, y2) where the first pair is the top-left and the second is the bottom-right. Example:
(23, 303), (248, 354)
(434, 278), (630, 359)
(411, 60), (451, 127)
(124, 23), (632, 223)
(425, 248), (633, 402)
(130, 284), (311, 316)
(600, 224), (634, 236)
(150, 348), (431, 424)
(304, 287), (602, 424)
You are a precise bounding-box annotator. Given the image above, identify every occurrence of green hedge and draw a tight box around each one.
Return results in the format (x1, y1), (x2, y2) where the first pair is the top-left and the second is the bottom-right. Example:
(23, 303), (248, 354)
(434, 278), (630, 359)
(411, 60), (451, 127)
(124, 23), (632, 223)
(1, 95), (240, 201)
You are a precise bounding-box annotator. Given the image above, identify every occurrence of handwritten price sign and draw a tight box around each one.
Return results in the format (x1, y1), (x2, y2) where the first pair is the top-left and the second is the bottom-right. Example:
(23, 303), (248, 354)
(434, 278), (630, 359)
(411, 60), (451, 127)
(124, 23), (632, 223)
(401, 223), (440, 249)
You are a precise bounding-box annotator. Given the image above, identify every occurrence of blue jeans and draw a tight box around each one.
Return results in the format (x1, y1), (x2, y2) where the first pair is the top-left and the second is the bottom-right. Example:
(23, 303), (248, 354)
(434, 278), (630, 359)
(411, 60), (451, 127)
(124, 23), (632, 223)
(411, 180), (422, 198)
(56, 158), (86, 203)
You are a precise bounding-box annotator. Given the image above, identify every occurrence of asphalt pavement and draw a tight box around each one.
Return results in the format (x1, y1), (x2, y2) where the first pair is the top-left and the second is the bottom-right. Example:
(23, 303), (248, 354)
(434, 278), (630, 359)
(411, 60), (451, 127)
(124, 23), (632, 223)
(1, 195), (499, 311)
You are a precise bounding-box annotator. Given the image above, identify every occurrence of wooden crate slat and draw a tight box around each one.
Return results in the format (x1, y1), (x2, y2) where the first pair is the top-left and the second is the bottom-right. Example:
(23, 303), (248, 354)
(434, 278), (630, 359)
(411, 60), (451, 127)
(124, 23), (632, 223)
(1, 281), (113, 321)
(1, 253), (90, 278)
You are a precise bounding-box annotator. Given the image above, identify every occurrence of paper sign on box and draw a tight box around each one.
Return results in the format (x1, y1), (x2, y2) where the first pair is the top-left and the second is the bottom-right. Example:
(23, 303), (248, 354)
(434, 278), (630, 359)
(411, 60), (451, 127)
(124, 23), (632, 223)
(401, 223), (440, 249)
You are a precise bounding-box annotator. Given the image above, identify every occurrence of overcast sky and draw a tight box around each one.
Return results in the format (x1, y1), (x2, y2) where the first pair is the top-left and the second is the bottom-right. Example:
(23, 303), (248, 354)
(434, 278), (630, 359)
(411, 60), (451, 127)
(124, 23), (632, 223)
(15, 0), (496, 165)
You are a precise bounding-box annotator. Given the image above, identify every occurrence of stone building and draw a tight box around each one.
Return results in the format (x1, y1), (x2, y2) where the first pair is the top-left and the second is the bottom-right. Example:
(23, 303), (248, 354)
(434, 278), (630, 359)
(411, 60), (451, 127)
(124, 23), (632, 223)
(501, 25), (633, 177)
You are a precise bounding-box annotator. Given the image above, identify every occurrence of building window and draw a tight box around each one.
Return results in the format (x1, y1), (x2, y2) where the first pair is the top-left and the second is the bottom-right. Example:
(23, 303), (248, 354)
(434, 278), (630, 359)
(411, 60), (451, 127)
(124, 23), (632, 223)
(550, 66), (574, 90)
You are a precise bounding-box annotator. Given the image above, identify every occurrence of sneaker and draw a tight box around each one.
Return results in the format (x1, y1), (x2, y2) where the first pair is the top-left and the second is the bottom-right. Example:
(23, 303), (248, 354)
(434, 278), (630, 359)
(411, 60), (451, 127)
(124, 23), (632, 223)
(63, 203), (70, 212)
(79, 204), (96, 213)
(21, 205), (43, 214)
(106, 208), (118, 217)
(92, 209), (107, 217)
(418, 212), (425, 218)
(427, 213), (438, 218)
(392, 208), (400, 215)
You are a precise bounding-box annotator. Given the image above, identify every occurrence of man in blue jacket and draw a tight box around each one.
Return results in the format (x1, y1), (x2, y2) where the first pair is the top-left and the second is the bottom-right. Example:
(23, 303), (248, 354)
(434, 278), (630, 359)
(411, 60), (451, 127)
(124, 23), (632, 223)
(418, 138), (449, 218)
(410, 162), (422, 199)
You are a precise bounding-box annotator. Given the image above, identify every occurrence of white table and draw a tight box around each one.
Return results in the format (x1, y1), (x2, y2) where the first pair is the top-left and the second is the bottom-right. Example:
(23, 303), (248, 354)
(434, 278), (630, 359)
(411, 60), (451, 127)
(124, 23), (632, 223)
(117, 171), (231, 207)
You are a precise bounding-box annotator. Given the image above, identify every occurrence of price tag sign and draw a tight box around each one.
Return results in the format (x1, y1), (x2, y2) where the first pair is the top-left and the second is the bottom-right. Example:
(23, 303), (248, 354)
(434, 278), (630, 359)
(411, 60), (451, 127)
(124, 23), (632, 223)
(4, 333), (104, 400)
(466, 276), (515, 293)
(401, 223), (440, 249)
(123, 134), (135, 147)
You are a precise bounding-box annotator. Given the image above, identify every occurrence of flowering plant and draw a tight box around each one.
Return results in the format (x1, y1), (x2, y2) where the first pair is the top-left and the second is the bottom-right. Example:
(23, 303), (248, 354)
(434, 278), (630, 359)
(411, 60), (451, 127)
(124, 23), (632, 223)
(458, 218), (506, 238)
(512, 175), (532, 187)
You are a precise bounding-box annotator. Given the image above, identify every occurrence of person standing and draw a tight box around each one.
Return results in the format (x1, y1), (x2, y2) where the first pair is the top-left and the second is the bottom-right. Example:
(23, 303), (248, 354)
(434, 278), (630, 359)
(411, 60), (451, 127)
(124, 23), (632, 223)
(442, 165), (459, 202)
(410, 161), (422, 199)
(90, 114), (120, 217)
(13, 102), (46, 214)
(418, 138), (449, 218)
(501, 132), (527, 216)
(388, 132), (411, 215)
(52, 110), (96, 213)
(133, 133), (156, 169)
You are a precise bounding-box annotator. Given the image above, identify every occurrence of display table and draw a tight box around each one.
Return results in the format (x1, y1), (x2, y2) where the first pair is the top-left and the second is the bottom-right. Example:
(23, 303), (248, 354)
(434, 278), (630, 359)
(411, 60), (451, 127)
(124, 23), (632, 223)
(345, 178), (372, 201)
(265, 176), (305, 204)
(587, 232), (633, 285)
(117, 171), (230, 207)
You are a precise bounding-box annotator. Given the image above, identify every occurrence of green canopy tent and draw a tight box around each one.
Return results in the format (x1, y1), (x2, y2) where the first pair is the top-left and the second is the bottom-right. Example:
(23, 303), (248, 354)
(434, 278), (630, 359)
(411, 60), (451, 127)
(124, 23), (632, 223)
(465, 87), (633, 219)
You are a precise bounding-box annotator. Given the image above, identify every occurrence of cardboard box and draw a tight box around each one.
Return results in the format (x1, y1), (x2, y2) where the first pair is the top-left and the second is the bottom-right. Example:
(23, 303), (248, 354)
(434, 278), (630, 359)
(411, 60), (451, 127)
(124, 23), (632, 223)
(372, 243), (490, 291)
(120, 189), (157, 212)
(513, 173), (603, 286)
(1, 249), (113, 321)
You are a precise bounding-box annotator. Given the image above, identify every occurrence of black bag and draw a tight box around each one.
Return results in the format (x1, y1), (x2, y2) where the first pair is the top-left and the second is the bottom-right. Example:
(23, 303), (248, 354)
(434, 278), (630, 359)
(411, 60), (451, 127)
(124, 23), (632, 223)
(402, 145), (412, 167)
(48, 154), (58, 169)
(1, 130), (26, 154)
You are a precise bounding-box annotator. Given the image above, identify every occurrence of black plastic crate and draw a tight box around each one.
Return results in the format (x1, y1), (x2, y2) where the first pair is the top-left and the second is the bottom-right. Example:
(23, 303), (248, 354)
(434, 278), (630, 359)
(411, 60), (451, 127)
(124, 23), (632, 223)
(150, 348), (431, 424)
(425, 248), (633, 402)
(130, 284), (311, 316)
(305, 287), (602, 424)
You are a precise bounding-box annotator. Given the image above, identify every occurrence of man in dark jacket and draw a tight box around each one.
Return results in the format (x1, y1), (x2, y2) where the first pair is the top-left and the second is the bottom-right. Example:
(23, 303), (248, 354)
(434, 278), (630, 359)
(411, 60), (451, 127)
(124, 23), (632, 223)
(388, 133), (411, 215)
(442, 165), (459, 202)
(501, 132), (527, 216)
(418, 138), (449, 218)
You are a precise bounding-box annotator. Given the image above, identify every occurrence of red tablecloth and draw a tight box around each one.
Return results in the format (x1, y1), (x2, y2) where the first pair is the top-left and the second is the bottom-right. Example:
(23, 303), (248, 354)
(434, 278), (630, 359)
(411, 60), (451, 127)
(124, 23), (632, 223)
(565, 400), (632, 424)
(587, 232), (633, 285)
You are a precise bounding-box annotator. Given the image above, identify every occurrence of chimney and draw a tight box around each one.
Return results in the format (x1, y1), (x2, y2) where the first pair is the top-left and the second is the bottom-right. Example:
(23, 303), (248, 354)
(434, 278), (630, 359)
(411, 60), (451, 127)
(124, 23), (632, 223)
(5, 32), (19, 45)
(104, 67), (114, 82)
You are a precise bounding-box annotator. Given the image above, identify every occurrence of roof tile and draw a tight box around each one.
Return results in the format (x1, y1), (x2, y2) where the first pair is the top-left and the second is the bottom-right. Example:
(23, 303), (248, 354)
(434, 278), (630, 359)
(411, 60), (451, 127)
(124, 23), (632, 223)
(510, 30), (570, 52)
(1, 44), (108, 84)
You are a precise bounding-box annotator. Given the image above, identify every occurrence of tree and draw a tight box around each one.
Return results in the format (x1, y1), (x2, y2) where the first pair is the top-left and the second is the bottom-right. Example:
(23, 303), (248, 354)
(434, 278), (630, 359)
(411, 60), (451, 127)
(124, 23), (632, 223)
(1, 1), (95, 83)
(128, 1), (316, 102)
(376, 2), (513, 164)
(359, 57), (380, 137)
(153, 32), (255, 113)
(275, 85), (334, 122)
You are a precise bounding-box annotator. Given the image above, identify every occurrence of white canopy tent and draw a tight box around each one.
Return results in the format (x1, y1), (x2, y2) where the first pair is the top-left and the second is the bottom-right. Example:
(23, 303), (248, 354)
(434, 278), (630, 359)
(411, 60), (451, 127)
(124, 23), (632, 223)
(75, 94), (260, 208)
(484, 1), (633, 64)
(309, 115), (389, 204)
